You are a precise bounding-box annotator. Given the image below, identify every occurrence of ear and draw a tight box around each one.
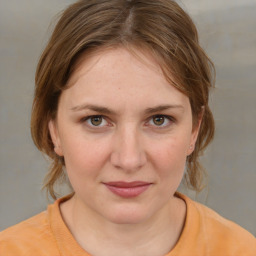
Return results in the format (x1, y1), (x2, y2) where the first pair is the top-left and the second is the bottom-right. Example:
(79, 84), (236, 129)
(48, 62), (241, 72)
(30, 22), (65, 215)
(187, 107), (204, 156)
(48, 119), (63, 156)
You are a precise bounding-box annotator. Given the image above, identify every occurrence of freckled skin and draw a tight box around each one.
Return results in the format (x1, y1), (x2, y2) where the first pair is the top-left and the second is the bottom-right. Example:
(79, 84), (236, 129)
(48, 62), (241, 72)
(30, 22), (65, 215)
(49, 47), (200, 226)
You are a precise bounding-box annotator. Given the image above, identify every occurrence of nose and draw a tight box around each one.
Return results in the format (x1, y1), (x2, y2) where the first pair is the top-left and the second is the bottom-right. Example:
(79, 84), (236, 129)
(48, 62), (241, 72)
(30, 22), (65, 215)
(110, 126), (147, 172)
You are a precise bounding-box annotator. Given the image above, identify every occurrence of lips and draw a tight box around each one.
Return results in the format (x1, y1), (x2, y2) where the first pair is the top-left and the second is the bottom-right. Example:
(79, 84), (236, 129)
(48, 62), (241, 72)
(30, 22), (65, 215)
(103, 181), (152, 198)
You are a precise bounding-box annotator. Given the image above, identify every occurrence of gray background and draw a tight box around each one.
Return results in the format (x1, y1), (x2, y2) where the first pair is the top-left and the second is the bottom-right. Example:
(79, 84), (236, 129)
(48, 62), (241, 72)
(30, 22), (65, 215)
(0, 0), (255, 235)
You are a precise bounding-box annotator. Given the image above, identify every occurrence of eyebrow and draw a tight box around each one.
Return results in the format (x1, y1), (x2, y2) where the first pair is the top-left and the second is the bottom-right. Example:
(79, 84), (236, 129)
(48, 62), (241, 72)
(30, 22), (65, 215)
(70, 104), (113, 114)
(70, 104), (184, 115)
(144, 104), (184, 114)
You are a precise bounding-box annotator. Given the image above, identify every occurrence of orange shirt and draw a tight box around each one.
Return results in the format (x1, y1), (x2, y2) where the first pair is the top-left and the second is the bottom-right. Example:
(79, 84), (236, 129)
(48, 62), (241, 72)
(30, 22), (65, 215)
(0, 193), (255, 256)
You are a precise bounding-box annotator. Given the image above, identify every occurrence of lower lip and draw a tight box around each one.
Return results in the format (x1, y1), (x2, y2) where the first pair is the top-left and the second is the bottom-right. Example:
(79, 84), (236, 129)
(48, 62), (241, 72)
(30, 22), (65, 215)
(104, 184), (151, 198)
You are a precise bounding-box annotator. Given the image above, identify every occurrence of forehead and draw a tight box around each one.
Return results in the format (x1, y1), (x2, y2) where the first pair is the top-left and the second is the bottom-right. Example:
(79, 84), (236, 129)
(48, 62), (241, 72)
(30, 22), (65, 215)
(60, 47), (190, 112)
(68, 46), (162, 86)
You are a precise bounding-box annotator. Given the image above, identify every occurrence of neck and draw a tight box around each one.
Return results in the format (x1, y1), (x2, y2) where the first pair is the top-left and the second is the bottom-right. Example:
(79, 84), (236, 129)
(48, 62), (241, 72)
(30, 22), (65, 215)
(60, 194), (186, 256)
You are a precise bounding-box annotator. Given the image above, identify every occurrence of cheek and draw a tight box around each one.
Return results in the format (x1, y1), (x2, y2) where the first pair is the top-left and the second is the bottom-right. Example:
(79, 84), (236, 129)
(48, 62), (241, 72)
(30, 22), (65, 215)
(62, 138), (112, 196)
(61, 135), (111, 177)
(150, 136), (189, 177)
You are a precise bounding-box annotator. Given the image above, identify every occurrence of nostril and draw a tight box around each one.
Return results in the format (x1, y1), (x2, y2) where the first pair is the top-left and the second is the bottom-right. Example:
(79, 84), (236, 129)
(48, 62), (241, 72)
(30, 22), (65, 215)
(110, 128), (147, 171)
(110, 150), (146, 171)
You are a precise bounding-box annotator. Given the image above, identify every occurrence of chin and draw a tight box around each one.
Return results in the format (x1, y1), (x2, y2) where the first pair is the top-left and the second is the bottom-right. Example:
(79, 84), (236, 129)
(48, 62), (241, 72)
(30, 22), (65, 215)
(104, 204), (152, 225)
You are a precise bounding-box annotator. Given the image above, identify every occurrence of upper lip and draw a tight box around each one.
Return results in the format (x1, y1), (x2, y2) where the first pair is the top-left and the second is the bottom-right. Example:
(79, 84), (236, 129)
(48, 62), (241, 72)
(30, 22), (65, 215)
(103, 181), (152, 188)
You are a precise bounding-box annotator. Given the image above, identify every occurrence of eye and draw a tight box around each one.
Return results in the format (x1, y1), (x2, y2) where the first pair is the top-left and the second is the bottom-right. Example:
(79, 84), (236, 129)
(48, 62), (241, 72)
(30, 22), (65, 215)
(84, 115), (108, 127)
(148, 115), (173, 127)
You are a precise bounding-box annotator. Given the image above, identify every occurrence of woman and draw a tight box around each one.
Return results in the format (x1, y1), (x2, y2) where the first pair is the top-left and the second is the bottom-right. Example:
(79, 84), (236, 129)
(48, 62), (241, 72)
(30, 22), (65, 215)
(0, 0), (255, 255)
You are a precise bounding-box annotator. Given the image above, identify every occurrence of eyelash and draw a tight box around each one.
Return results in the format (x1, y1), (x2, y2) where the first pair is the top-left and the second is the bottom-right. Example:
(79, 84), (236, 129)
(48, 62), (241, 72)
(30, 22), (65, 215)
(147, 115), (175, 128)
(81, 115), (110, 128)
(80, 115), (175, 129)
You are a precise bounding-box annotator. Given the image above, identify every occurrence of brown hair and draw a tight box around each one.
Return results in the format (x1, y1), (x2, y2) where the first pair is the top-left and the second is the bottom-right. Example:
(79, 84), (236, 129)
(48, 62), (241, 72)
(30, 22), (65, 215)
(31, 0), (215, 199)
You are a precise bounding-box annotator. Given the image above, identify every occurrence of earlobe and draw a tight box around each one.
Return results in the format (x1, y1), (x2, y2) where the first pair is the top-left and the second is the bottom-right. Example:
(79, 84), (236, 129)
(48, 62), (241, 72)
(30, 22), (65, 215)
(187, 108), (204, 156)
(48, 120), (63, 156)
(187, 131), (198, 156)
(187, 143), (195, 156)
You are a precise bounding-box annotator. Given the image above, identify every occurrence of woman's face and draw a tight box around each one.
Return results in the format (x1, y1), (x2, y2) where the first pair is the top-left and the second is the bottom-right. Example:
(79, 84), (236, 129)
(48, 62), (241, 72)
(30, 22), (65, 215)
(49, 47), (200, 224)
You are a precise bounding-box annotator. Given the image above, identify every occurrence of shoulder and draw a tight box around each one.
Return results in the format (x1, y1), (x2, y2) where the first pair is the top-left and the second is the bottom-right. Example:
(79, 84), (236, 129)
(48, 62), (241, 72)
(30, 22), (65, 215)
(1, 211), (48, 237)
(195, 200), (255, 239)
(0, 211), (59, 256)
(184, 194), (256, 255)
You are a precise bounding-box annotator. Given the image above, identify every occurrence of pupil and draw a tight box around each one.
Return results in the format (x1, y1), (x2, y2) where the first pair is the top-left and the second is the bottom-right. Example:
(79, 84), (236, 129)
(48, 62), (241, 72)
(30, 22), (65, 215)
(153, 116), (164, 125)
(91, 116), (102, 126)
